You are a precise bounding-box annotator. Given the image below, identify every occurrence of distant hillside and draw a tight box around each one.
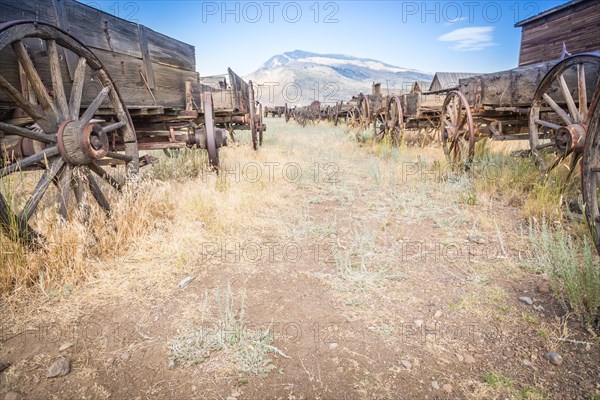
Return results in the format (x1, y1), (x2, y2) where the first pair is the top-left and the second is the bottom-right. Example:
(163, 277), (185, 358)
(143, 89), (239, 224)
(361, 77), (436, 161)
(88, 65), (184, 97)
(244, 50), (433, 106)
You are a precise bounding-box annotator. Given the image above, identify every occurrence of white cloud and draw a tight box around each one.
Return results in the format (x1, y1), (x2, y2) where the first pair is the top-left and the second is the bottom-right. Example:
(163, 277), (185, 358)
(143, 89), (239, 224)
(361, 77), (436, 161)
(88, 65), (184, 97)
(437, 27), (496, 51)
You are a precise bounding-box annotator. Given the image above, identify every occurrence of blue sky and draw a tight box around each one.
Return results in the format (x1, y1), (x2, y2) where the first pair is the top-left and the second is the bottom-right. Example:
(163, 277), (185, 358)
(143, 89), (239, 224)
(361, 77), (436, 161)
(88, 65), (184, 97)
(87, 1), (566, 76)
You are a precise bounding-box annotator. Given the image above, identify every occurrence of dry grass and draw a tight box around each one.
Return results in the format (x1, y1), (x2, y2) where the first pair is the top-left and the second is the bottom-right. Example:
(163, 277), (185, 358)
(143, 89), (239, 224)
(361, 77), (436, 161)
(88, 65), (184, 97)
(0, 119), (351, 321)
(0, 174), (175, 296)
(469, 144), (582, 225)
(529, 217), (600, 326)
(168, 283), (285, 377)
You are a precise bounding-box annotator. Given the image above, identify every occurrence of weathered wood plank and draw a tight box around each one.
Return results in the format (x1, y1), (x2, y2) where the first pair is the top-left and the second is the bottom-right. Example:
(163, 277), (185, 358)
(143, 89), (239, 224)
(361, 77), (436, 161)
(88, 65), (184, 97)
(145, 28), (195, 71)
(137, 25), (155, 89)
(0, 0), (58, 24)
(518, 2), (600, 66)
(88, 47), (200, 109)
(51, 0), (78, 79)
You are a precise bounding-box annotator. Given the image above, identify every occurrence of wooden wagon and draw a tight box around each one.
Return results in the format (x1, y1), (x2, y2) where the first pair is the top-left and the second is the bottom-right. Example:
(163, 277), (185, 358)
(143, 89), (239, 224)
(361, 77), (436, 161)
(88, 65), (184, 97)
(0, 0), (243, 243)
(436, 0), (600, 167)
(264, 105), (285, 118)
(337, 83), (408, 145)
(202, 68), (265, 150)
(286, 101), (323, 127)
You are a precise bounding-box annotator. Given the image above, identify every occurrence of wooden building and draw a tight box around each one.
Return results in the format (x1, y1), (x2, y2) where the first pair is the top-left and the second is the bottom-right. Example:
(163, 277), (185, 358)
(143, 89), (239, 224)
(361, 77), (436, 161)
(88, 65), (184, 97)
(428, 73), (480, 92)
(515, 0), (600, 66)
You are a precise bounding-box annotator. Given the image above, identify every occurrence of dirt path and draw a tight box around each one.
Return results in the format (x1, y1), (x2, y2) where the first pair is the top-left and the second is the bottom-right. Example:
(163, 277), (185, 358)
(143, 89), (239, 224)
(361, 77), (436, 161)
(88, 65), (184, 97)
(1, 119), (599, 399)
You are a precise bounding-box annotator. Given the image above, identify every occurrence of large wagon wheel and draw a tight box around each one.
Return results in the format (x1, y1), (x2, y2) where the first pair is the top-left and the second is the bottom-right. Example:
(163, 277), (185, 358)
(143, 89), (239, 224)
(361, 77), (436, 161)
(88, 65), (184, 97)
(582, 76), (600, 254)
(440, 91), (475, 166)
(248, 80), (258, 150)
(258, 103), (264, 146)
(373, 108), (387, 142)
(0, 21), (138, 243)
(358, 94), (371, 130)
(346, 106), (360, 131)
(529, 55), (600, 178)
(202, 92), (219, 171)
(387, 96), (404, 146)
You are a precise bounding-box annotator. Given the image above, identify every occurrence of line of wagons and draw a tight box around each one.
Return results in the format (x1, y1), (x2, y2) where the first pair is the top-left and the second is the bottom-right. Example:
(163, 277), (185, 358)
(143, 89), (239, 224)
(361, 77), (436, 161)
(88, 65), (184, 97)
(282, 0), (600, 255)
(0, 0), (266, 244)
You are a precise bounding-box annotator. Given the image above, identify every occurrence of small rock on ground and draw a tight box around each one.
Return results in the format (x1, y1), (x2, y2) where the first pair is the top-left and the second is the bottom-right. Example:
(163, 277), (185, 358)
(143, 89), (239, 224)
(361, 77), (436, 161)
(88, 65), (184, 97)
(442, 384), (453, 393)
(518, 296), (533, 305)
(0, 362), (10, 373)
(468, 233), (486, 244)
(167, 359), (176, 370)
(431, 381), (440, 390)
(503, 349), (515, 358)
(433, 310), (443, 319)
(58, 342), (73, 352)
(4, 392), (21, 400)
(400, 360), (412, 370)
(177, 276), (195, 288)
(47, 357), (70, 378)
(329, 342), (338, 350)
(464, 354), (476, 364)
(545, 352), (563, 366)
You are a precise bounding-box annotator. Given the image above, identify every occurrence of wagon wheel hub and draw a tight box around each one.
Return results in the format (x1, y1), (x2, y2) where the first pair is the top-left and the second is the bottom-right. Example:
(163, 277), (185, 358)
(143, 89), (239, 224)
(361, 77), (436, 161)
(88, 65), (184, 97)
(57, 120), (109, 165)
(555, 123), (586, 153)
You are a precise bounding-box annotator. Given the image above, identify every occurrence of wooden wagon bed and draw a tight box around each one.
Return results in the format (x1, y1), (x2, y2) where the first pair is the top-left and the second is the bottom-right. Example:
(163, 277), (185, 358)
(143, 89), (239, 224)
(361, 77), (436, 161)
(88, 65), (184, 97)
(0, 0), (201, 115)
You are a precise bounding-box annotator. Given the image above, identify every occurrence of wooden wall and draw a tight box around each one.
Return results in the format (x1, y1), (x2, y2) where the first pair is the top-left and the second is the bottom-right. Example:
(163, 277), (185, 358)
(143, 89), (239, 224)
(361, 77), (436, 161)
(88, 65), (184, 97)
(518, 0), (600, 66)
(0, 0), (201, 110)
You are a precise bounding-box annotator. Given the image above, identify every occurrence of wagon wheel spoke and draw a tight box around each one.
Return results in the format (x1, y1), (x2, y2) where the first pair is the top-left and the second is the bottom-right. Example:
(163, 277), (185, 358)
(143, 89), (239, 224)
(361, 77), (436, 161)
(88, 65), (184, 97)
(0, 146), (60, 178)
(68, 57), (87, 120)
(12, 40), (58, 124)
(47, 40), (70, 120)
(57, 164), (73, 219)
(71, 173), (89, 219)
(0, 75), (50, 132)
(101, 121), (126, 134)
(0, 122), (56, 144)
(80, 86), (110, 125)
(84, 167), (110, 214)
(0, 192), (37, 242)
(456, 111), (467, 134)
(578, 64), (587, 120)
(19, 157), (65, 223)
(542, 93), (573, 126)
(565, 151), (582, 181)
(536, 142), (558, 152)
(545, 149), (571, 175)
(88, 162), (122, 191)
(559, 74), (579, 123)
(446, 105), (455, 126)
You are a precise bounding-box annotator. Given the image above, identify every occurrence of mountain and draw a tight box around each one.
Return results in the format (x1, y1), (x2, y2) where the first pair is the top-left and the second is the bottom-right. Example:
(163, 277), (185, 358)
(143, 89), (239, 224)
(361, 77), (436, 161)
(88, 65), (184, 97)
(244, 50), (433, 107)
